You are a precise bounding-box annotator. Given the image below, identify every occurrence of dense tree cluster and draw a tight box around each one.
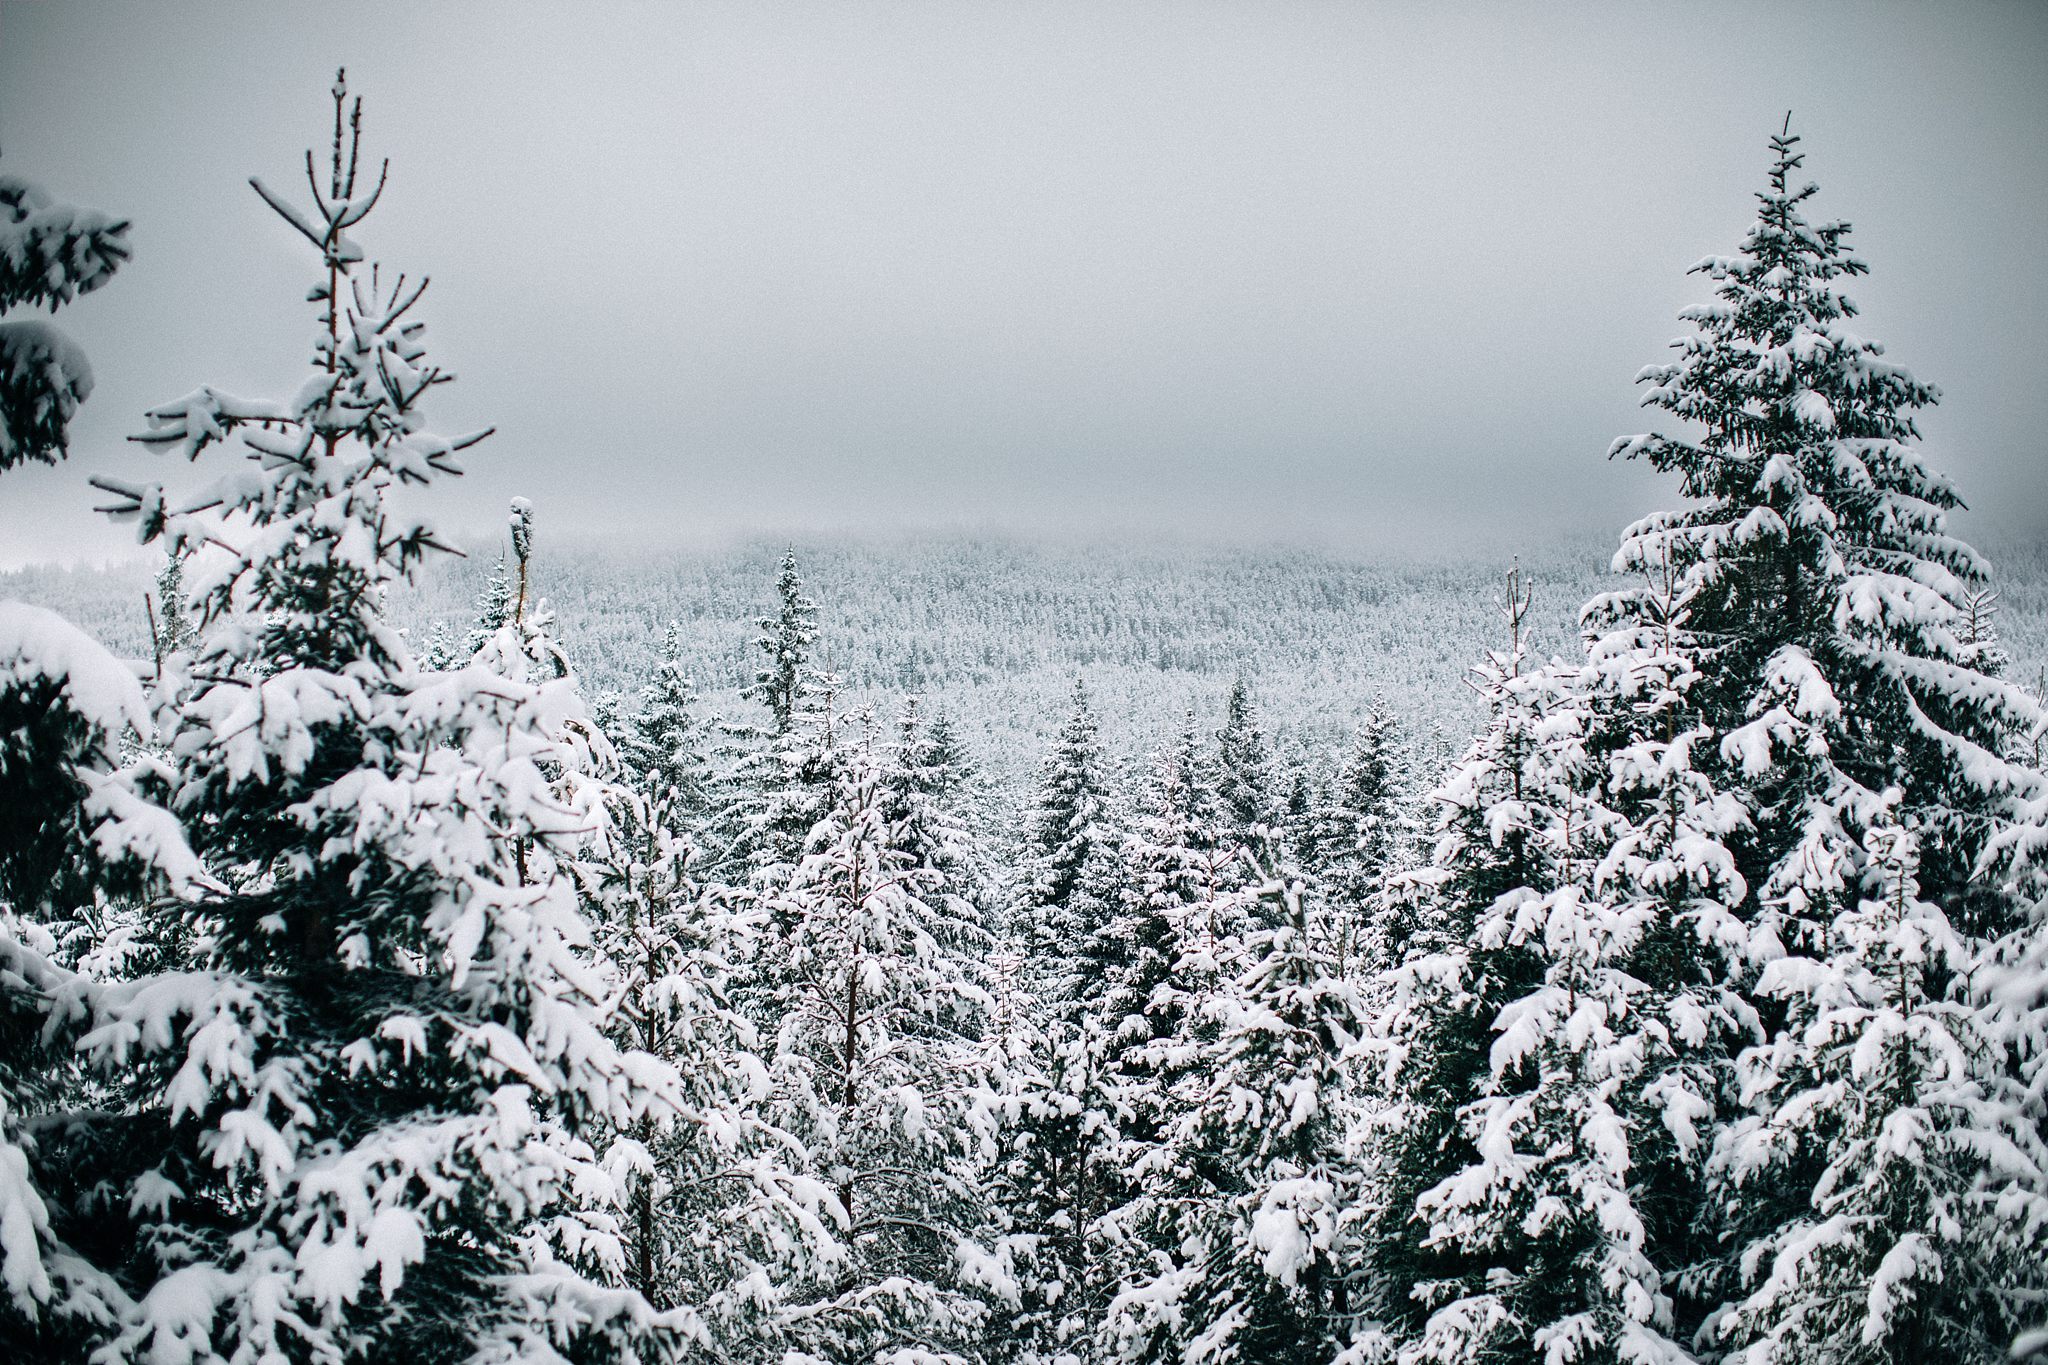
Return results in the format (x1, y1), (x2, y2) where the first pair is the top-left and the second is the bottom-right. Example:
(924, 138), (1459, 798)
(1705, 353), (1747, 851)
(1, 83), (2044, 1365)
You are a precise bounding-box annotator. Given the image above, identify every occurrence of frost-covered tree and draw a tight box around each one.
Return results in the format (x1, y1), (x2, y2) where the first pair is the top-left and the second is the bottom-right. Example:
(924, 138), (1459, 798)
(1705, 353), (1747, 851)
(585, 744), (843, 1357)
(757, 758), (1000, 1361)
(1604, 123), (2048, 1355)
(74, 72), (688, 1363)
(1104, 870), (1369, 1365)
(750, 548), (819, 738)
(1573, 554), (1760, 1347)
(1609, 120), (2042, 946)
(1707, 817), (2048, 1363)
(1303, 697), (1422, 973)
(0, 152), (210, 1359)
(1354, 567), (1584, 1356)
(1216, 675), (1276, 844)
(707, 553), (845, 888)
(1107, 715), (1244, 1055)
(1362, 528), (1763, 1365)
(0, 602), (209, 1356)
(622, 622), (716, 833)
(0, 163), (129, 470)
(147, 549), (197, 664)
(1019, 678), (1124, 1007)
(919, 708), (972, 798)
(461, 552), (515, 660)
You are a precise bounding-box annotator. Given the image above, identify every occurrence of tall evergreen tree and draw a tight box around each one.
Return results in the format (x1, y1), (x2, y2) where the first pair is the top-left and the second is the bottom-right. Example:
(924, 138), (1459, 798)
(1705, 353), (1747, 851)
(1604, 122), (2048, 1356)
(1104, 868), (1368, 1365)
(707, 552), (848, 890)
(1608, 119), (2041, 944)
(758, 757), (999, 1361)
(1215, 676), (1276, 844)
(1020, 678), (1123, 1007)
(76, 73), (687, 1363)
(1304, 696), (1423, 973)
(1354, 567), (1580, 1358)
(750, 548), (819, 739)
(623, 622), (716, 833)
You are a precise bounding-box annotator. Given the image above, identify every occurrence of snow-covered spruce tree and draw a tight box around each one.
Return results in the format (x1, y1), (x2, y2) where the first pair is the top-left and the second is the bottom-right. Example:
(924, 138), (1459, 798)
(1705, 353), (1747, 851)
(1571, 551), (1759, 1348)
(707, 551), (843, 888)
(1607, 123), (2048, 1354)
(585, 715), (843, 1358)
(1385, 594), (1757, 1365)
(756, 754), (1000, 1362)
(752, 547), (819, 739)
(1104, 866), (1369, 1365)
(1215, 675), (1277, 847)
(999, 717), (1221, 1364)
(461, 552), (516, 660)
(1107, 713), (1245, 1058)
(1705, 815), (2048, 1362)
(0, 155), (211, 1357)
(1089, 721), (1281, 1362)
(78, 73), (688, 1363)
(149, 548), (198, 664)
(991, 995), (1123, 1365)
(1608, 120), (2042, 947)
(919, 708), (972, 799)
(0, 161), (129, 469)
(620, 622), (716, 834)
(879, 698), (983, 908)
(0, 600), (210, 1357)
(1303, 697), (1424, 975)
(1353, 567), (1586, 1356)
(1018, 678), (1124, 1007)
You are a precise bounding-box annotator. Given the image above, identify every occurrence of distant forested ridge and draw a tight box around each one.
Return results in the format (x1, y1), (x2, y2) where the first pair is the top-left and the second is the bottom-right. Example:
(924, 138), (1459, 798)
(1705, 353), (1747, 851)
(12, 532), (2047, 791)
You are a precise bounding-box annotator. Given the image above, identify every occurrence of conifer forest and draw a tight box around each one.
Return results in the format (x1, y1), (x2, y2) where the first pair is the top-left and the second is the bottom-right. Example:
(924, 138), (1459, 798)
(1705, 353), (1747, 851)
(4, 19), (2048, 1365)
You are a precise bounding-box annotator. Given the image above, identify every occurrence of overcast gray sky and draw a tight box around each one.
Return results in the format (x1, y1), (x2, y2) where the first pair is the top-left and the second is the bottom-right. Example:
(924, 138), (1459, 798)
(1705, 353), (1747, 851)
(2, 0), (2044, 567)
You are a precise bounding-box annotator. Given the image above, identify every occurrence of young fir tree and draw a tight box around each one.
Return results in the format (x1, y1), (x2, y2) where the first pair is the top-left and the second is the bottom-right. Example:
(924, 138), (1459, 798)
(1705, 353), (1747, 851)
(1215, 675), (1277, 846)
(77, 74), (687, 1363)
(1107, 712), (1244, 1060)
(919, 708), (972, 798)
(757, 755), (1000, 1361)
(1606, 122), (2048, 1353)
(1104, 867), (1369, 1365)
(1018, 678), (1124, 1006)
(622, 622), (716, 832)
(994, 995), (1124, 1365)
(0, 161), (129, 470)
(1354, 567), (1583, 1358)
(1305, 696), (1424, 974)
(459, 552), (516, 659)
(709, 551), (843, 888)
(1089, 719), (1281, 1361)
(751, 547), (819, 739)
(148, 549), (197, 664)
